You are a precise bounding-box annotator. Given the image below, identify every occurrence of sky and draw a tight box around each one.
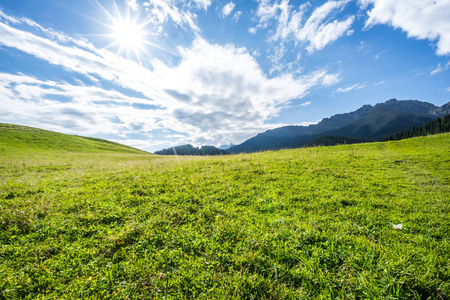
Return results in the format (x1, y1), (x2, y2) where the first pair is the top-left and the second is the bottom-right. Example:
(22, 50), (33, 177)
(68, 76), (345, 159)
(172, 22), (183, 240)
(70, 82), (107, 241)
(0, 0), (449, 152)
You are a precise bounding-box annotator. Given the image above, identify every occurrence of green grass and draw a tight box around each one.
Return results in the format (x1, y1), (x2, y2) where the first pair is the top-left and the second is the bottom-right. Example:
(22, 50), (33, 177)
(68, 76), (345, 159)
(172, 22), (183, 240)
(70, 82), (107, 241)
(1, 124), (449, 299)
(0, 123), (147, 154)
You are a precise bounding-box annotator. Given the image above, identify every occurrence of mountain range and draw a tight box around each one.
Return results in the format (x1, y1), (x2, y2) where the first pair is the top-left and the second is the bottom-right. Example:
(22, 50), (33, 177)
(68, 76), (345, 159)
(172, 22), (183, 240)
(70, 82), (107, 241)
(227, 99), (450, 153)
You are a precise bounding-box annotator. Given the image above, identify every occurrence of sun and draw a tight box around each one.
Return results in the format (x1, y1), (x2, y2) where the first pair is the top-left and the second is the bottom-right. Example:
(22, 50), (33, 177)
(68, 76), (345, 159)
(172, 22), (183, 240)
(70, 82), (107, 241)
(92, 1), (166, 61)
(113, 18), (145, 53)
(97, 1), (151, 61)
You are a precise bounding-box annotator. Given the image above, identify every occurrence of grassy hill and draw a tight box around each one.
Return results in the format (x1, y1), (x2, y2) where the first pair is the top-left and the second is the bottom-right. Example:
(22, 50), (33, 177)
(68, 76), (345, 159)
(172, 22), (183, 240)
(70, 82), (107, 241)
(1, 130), (449, 299)
(0, 123), (147, 154)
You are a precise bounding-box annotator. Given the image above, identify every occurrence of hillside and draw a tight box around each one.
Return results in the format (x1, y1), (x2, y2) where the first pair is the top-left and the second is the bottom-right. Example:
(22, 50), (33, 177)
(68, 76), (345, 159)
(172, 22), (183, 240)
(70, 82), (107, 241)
(228, 99), (450, 153)
(1, 134), (449, 298)
(0, 123), (147, 154)
(305, 114), (450, 147)
(314, 109), (434, 140)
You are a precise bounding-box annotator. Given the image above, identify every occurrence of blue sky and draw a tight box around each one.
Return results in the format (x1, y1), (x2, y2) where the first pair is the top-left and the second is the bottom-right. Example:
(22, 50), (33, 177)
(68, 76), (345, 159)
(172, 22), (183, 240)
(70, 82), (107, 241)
(0, 0), (449, 152)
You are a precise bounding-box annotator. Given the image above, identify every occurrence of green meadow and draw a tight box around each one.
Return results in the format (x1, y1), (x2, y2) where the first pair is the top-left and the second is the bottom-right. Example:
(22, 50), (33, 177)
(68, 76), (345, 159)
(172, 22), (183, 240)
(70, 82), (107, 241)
(1, 124), (449, 299)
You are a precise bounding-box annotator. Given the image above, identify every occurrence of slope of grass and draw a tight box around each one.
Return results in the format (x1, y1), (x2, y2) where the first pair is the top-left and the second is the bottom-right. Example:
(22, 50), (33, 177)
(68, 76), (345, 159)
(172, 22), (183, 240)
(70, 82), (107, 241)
(1, 130), (449, 299)
(0, 123), (146, 154)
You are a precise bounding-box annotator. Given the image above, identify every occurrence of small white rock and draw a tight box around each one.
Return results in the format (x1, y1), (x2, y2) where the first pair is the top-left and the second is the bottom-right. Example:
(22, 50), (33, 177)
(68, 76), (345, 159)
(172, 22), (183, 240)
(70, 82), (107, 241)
(392, 223), (403, 230)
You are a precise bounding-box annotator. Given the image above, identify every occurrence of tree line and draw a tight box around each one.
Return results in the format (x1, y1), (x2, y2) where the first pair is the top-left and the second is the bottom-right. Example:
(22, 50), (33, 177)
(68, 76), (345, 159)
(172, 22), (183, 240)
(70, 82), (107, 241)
(307, 114), (450, 147)
(383, 114), (450, 141)
(154, 144), (228, 156)
(306, 135), (367, 147)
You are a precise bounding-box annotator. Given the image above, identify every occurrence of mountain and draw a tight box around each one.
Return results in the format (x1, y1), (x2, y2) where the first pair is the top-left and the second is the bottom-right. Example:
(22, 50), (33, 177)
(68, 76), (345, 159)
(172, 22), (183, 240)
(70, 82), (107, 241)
(322, 108), (434, 139)
(154, 144), (228, 156)
(227, 99), (450, 153)
(305, 114), (450, 147)
(0, 123), (147, 154)
(219, 144), (235, 150)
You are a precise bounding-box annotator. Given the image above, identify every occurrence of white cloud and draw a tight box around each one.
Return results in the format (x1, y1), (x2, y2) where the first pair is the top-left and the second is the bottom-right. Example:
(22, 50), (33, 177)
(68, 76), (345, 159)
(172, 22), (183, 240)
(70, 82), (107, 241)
(255, 0), (355, 53)
(153, 38), (339, 144)
(268, 45), (287, 72)
(430, 61), (450, 75)
(375, 80), (385, 86)
(143, 0), (208, 32)
(255, 0), (289, 29)
(0, 20), (174, 105)
(431, 64), (443, 75)
(299, 101), (311, 106)
(233, 11), (242, 21)
(0, 8), (21, 24)
(190, 0), (211, 10)
(296, 120), (319, 126)
(126, 0), (139, 12)
(357, 41), (368, 52)
(222, 2), (236, 17)
(360, 0), (450, 55)
(0, 73), (164, 138)
(322, 73), (341, 86)
(0, 8), (95, 50)
(335, 83), (366, 93)
(0, 10), (340, 148)
(248, 27), (257, 34)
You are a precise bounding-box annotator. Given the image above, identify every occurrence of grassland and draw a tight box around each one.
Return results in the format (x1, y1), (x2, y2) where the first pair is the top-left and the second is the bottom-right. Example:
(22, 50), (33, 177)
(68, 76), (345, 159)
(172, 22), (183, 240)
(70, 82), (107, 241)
(1, 124), (449, 299)
(0, 123), (146, 155)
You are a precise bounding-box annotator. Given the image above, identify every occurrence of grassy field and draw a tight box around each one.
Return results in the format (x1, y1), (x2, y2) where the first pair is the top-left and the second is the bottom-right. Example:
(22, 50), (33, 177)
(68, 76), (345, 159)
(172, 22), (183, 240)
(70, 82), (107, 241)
(1, 124), (449, 299)
(0, 123), (147, 155)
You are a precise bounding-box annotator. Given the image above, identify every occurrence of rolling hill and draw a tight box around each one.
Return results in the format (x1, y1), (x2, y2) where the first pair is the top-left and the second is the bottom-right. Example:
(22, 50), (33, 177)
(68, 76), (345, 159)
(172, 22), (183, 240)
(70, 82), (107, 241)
(0, 123), (147, 154)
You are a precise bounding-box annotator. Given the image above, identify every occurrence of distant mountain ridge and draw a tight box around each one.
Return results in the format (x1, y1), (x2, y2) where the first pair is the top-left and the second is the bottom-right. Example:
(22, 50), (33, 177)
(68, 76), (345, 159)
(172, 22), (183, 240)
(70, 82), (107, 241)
(155, 144), (228, 156)
(227, 99), (450, 153)
(219, 144), (235, 150)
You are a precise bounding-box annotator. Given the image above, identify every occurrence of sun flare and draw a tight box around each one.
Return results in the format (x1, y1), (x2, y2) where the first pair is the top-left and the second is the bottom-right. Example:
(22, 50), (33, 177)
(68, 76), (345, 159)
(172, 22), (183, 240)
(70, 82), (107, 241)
(113, 19), (144, 52)
(102, 4), (151, 61)
(92, 1), (173, 61)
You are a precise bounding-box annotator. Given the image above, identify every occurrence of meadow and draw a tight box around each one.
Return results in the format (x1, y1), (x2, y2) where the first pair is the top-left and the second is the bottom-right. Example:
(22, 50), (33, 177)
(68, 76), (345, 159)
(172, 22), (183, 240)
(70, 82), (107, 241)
(1, 124), (449, 299)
